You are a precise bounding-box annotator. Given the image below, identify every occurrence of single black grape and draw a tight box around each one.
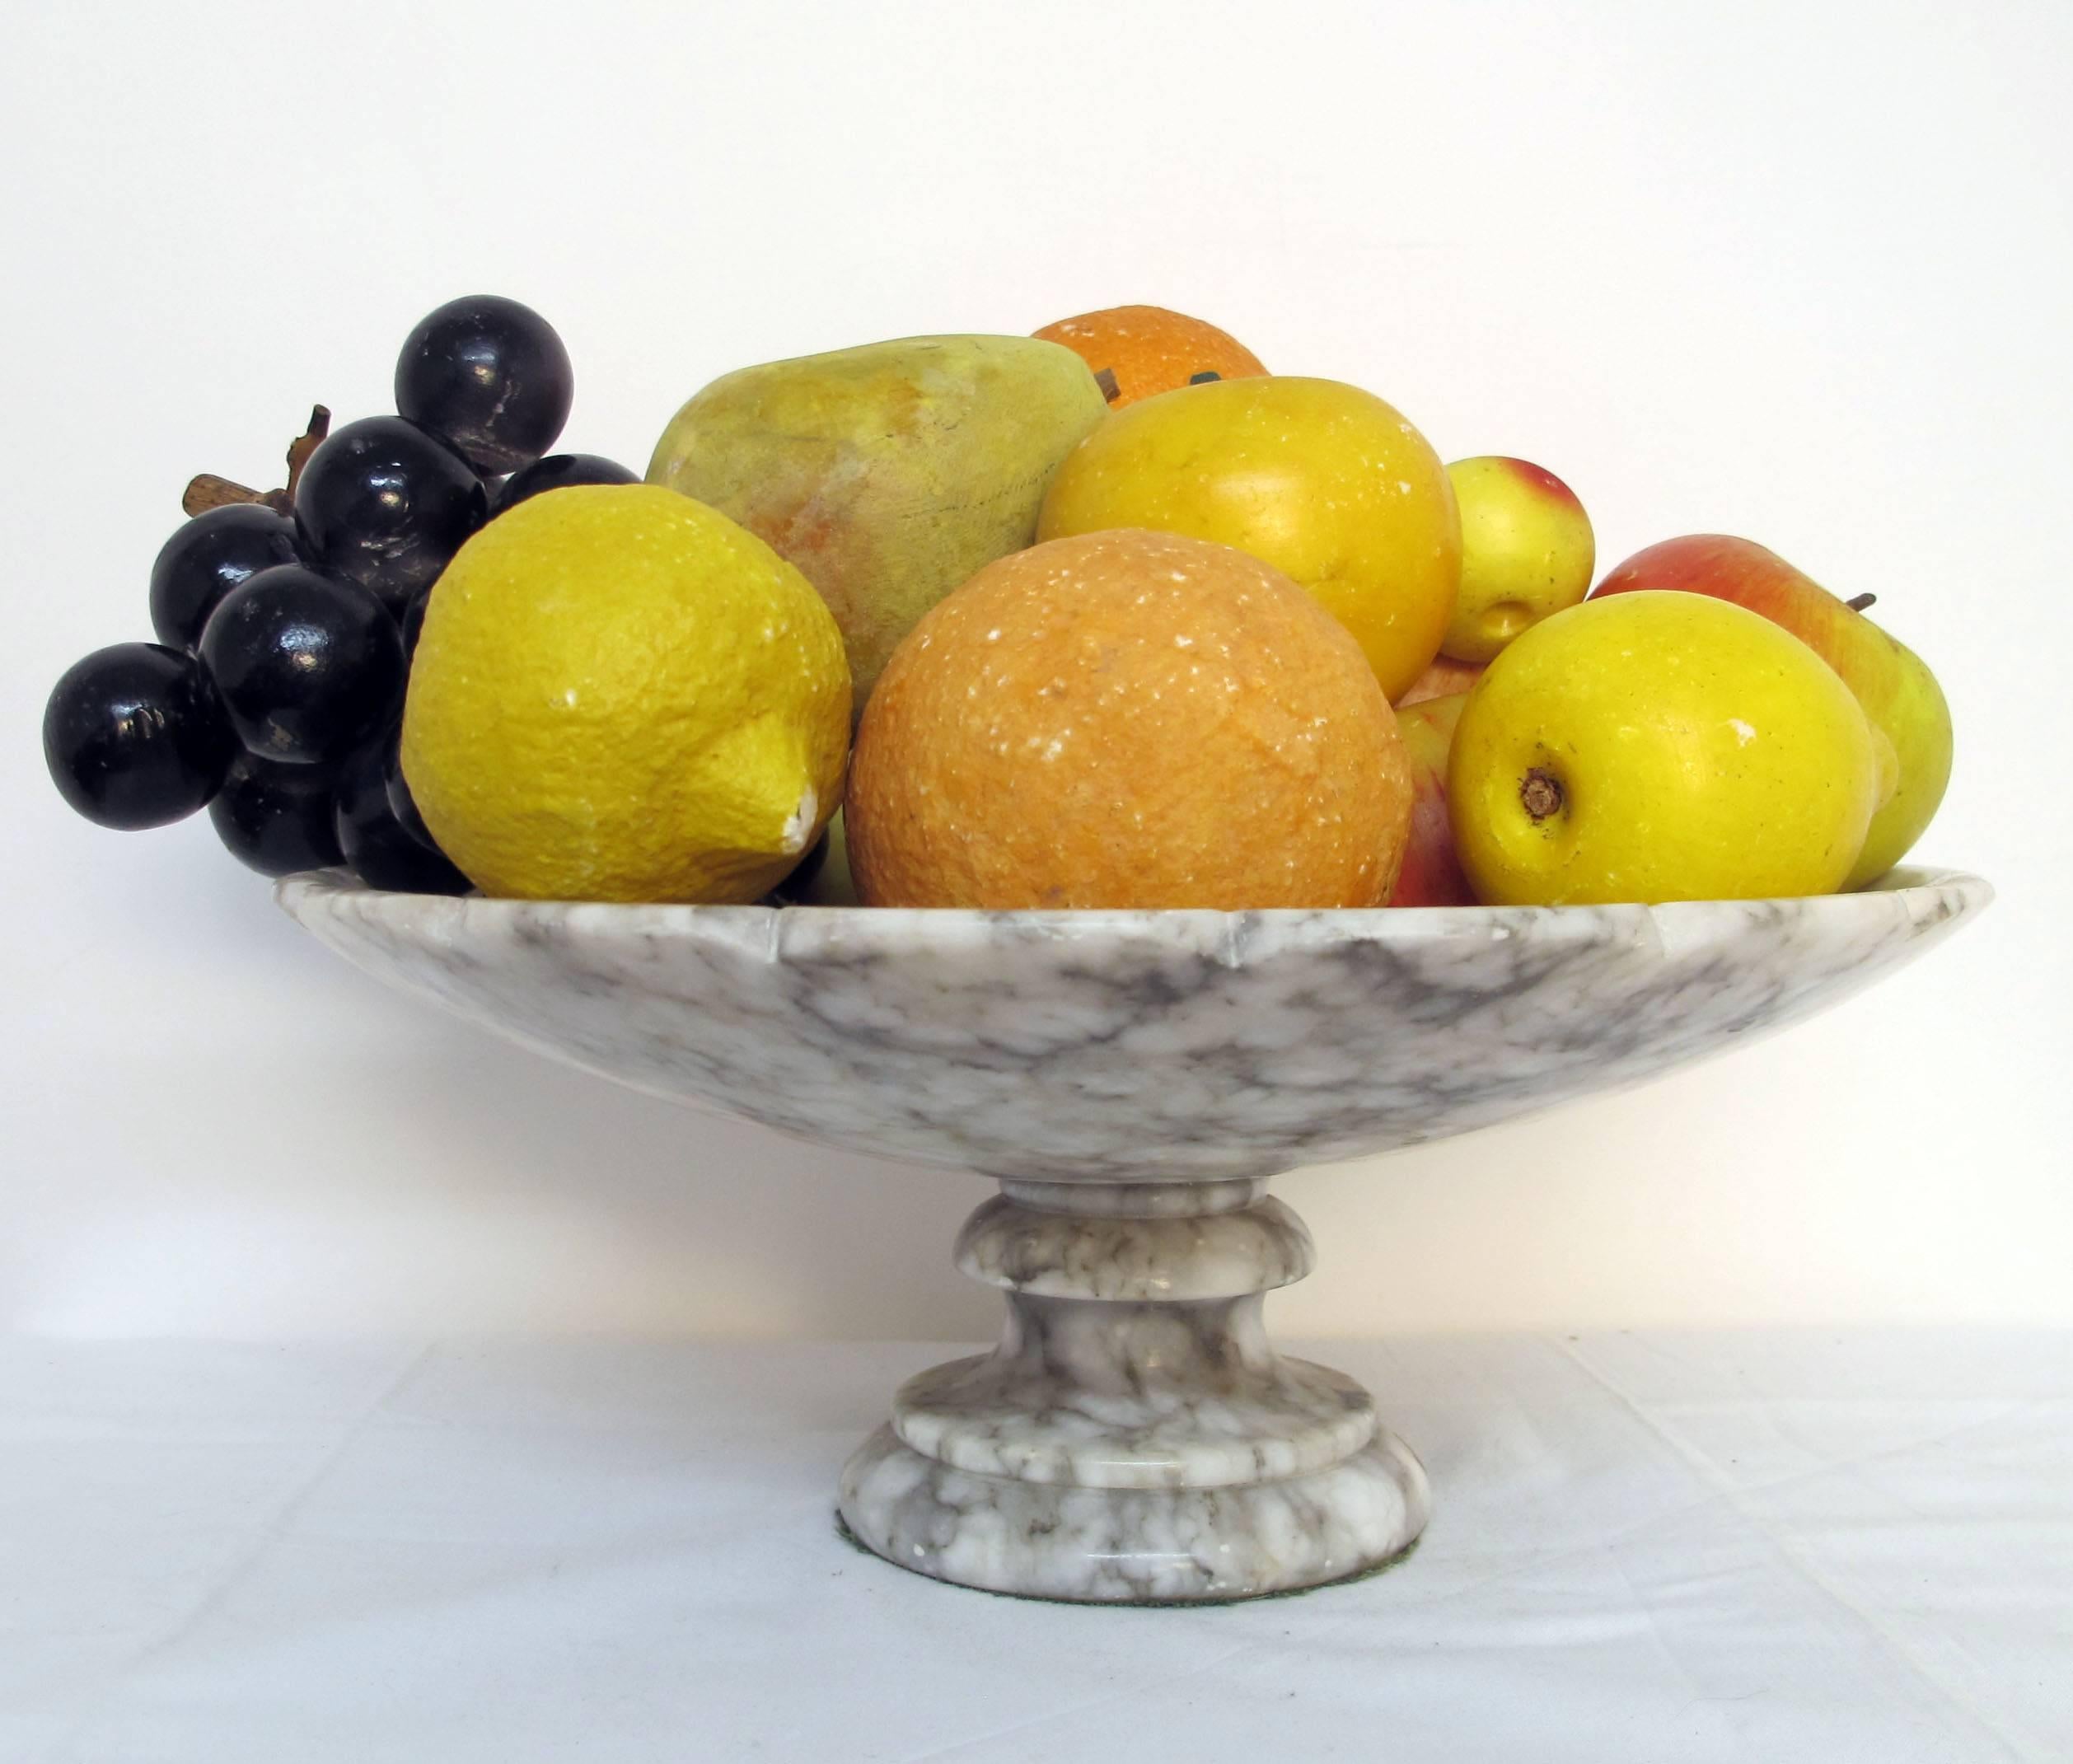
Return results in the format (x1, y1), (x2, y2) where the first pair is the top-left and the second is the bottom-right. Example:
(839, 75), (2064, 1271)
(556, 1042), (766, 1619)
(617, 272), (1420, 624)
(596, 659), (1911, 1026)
(208, 751), (344, 876)
(148, 504), (302, 651)
(44, 643), (237, 830)
(494, 453), (638, 513)
(199, 564), (405, 765)
(395, 295), (573, 476)
(770, 831), (829, 904)
(293, 415), (487, 610)
(334, 742), (469, 894)
(384, 742), (436, 849)
(398, 585), (430, 662)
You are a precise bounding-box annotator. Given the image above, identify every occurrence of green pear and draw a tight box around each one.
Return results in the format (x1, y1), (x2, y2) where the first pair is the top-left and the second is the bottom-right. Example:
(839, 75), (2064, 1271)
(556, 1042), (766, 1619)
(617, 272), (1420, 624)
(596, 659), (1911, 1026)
(648, 335), (1109, 714)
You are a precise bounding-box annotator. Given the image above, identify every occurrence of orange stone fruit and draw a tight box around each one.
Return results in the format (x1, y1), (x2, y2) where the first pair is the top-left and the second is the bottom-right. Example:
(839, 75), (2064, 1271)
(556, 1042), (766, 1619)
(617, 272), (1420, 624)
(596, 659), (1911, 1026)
(846, 528), (1412, 910)
(1033, 304), (1266, 409)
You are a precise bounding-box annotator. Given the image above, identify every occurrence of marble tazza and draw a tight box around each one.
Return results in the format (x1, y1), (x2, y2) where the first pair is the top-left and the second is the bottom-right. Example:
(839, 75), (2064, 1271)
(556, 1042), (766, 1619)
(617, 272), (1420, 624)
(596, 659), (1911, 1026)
(280, 867), (1990, 1603)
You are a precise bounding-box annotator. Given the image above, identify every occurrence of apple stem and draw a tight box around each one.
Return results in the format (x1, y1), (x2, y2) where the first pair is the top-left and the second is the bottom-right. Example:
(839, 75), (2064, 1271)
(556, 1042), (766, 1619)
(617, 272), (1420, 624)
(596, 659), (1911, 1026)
(1520, 768), (1565, 822)
(1846, 592), (1877, 613)
(181, 405), (330, 519)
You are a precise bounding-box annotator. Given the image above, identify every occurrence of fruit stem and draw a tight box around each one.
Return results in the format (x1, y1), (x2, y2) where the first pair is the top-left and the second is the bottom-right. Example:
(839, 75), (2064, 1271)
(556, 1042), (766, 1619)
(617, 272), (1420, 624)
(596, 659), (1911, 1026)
(1520, 767), (1564, 822)
(181, 405), (331, 519)
(1846, 592), (1877, 613)
(180, 473), (271, 516)
(283, 405), (331, 502)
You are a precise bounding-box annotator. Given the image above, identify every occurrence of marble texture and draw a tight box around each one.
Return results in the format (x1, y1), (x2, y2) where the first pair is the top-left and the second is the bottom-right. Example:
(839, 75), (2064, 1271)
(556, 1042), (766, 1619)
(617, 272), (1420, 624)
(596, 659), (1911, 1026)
(841, 1425), (1428, 1603)
(278, 866), (1990, 1603)
(835, 1178), (1431, 1598)
(278, 868), (1988, 1186)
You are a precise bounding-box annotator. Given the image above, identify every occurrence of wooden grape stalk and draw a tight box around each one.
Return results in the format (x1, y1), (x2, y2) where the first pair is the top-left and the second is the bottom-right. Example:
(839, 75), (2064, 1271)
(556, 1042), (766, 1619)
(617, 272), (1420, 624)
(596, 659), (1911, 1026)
(182, 406), (331, 518)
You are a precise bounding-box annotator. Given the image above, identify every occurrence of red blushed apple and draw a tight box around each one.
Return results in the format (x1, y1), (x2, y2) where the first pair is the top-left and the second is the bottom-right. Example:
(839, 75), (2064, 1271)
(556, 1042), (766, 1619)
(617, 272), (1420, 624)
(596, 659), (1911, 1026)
(1592, 536), (1952, 887)
(1387, 691), (1476, 905)
(1395, 653), (1485, 707)
(1441, 456), (1595, 664)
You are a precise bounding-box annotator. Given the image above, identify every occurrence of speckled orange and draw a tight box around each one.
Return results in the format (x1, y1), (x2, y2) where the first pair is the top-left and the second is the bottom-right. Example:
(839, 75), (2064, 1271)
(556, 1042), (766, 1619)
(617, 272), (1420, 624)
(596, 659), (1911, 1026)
(846, 529), (1411, 910)
(1033, 305), (1266, 408)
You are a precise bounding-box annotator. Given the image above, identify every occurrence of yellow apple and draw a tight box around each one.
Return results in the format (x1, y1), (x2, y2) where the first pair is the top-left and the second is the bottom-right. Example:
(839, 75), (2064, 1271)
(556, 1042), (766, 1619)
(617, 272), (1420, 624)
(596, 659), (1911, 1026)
(1448, 592), (1882, 904)
(1442, 456), (1594, 663)
(1592, 535), (1951, 887)
(1036, 376), (1459, 700)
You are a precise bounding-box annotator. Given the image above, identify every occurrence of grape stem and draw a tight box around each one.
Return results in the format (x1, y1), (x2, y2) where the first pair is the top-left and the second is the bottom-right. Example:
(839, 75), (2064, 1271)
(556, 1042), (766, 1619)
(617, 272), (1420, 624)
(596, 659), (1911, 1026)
(181, 406), (331, 518)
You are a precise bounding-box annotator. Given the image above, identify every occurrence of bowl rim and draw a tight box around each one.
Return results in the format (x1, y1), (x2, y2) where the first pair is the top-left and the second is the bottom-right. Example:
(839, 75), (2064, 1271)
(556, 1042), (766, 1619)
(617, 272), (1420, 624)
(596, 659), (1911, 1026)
(278, 865), (1991, 948)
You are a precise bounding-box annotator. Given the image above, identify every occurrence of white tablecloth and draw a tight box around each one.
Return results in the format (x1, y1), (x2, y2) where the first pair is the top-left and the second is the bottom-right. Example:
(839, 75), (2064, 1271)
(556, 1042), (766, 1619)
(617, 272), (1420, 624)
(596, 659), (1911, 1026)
(2, 1331), (2066, 1762)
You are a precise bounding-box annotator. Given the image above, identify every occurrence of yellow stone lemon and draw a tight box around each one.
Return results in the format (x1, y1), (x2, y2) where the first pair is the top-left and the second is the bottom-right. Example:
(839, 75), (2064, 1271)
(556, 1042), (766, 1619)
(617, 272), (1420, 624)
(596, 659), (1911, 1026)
(1447, 591), (1883, 905)
(401, 484), (849, 902)
(1036, 376), (1460, 701)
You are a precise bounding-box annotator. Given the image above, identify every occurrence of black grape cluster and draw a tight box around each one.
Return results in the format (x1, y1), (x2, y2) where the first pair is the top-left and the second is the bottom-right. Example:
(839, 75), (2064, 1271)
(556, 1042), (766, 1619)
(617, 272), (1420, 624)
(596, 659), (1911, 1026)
(42, 296), (637, 889)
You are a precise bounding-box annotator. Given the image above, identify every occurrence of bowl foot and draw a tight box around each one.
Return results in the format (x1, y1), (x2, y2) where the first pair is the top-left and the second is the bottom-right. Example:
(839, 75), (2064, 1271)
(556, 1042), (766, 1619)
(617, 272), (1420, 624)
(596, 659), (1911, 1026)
(835, 1178), (1430, 1604)
(839, 1419), (1427, 1603)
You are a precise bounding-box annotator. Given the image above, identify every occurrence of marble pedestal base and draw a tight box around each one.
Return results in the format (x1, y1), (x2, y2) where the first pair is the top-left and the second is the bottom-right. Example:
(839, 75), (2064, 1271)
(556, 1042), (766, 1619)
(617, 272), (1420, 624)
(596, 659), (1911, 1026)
(837, 1179), (1430, 1603)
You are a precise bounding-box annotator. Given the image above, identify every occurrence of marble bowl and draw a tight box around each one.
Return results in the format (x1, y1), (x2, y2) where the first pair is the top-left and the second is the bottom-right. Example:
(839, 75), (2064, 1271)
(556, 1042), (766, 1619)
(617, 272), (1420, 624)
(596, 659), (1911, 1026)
(280, 865), (1990, 1603)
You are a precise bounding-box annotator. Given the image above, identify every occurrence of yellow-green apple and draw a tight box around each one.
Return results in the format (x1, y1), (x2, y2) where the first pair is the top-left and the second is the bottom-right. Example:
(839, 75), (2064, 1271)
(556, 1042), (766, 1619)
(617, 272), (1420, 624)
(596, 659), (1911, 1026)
(1388, 692), (1476, 906)
(1037, 376), (1460, 700)
(648, 335), (1109, 716)
(1442, 456), (1595, 663)
(1396, 653), (1485, 707)
(1448, 592), (1883, 905)
(1592, 535), (1951, 887)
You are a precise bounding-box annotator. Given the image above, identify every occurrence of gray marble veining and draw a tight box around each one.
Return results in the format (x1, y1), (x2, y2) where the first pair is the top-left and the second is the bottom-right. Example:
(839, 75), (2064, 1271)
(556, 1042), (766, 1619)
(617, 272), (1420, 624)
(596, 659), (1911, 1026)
(278, 869), (1987, 1186)
(278, 866), (1990, 1603)
(841, 1179), (1428, 1597)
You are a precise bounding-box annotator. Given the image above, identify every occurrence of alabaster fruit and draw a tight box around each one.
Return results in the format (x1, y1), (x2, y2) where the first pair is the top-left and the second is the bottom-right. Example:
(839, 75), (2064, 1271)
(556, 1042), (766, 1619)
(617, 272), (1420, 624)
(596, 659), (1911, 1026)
(1036, 376), (1461, 702)
(1032, 304), (1267, 407)
(401, 485), (849, 904)
(1389, 692), (1475, 906)
(1443, 456), (1594, 664)
(1448, 592), (1883, 905)
(846, 528), (1412, 910)
(1396, 653), (1485, 707)
(1593, 535), (1952, 887)
(648, 335), (1109, 714)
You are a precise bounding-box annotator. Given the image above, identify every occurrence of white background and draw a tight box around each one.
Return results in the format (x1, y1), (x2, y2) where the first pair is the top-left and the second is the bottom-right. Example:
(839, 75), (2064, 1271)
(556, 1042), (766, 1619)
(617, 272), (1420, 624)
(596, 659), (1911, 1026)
(3, 1), (2067, 1342)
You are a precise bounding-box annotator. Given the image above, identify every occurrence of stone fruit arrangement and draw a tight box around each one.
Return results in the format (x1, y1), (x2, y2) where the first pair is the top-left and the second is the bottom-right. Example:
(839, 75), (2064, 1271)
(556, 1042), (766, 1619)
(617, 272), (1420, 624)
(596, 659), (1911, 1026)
(44, 297), (1954, 911)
